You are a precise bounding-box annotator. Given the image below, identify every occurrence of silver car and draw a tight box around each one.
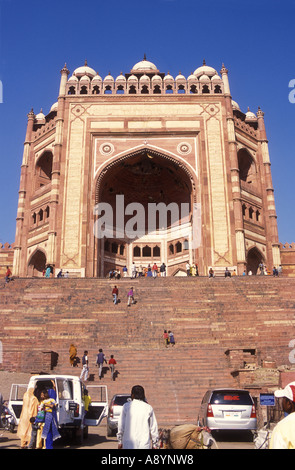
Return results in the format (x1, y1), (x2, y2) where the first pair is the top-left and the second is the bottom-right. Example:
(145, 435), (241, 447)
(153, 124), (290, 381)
(198, 388), (257, 431)
(107, 394), (132, 437)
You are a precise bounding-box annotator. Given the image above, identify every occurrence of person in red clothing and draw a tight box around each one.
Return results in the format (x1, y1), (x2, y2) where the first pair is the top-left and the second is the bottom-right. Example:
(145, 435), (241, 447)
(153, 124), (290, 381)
(109, 355), (117, 381)
(112, 285), (119, 305)
(5, 266), (12, 283)
(163, 330), (169, 348)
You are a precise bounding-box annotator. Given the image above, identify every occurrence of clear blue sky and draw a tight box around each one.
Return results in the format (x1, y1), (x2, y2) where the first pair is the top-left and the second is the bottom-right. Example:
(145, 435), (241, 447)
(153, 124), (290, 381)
(0, 0), (294, 245)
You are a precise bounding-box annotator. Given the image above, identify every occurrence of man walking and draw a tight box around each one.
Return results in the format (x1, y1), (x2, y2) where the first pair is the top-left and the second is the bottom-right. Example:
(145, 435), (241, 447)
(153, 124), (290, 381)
(96, 349), (107, 380)
(112, 285), (119, 305)
(127, 287), (135, 307)
(108, 355), (117, 381)
(80, 351), (89, 382)
(117, 385), (159, 449)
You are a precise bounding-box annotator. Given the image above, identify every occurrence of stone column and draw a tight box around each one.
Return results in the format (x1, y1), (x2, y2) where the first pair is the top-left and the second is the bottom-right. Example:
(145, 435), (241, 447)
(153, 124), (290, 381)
(221, 64), (246, 274)
(257, 107), (281, 268)
(47, 64), (69, 267)
(13, 109), (35, 276)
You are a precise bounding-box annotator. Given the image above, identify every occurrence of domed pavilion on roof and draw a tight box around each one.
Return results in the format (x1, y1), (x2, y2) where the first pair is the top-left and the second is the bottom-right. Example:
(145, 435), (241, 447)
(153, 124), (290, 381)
(13, 57), (281, 278)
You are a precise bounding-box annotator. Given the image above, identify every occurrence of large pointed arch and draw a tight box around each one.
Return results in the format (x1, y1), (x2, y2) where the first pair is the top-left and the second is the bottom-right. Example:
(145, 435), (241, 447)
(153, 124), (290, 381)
(90, 147), (200, 277)
(246, 245), (265, 275)
(27, 247), (47, 277)
(94, 146), (198, 205)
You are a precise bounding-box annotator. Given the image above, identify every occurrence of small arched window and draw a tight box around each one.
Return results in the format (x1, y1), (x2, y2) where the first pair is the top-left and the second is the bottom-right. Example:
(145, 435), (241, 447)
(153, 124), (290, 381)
(104, 86), (113, 94)
(142, 245), (151, 257)
(153, 246), (160, 257)
(256, 210), (260, 222)
(238, 149), (257, 186)
(92, 86), (100, 95)
(80, 86), (88, 95)
(111, 243), (118, 254)
(176, 241), (182, 253)
(133, 246), (141, 257)
(35, 151), (53, 189)
(129, 85), (137, 94)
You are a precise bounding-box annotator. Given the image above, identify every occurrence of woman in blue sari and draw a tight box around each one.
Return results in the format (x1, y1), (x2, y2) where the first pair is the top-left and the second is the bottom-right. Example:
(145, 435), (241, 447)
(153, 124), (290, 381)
(41, 387), (60, 449)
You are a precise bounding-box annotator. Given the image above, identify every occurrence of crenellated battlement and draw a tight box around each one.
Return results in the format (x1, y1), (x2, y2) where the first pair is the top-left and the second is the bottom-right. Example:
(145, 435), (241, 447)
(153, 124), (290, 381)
(280, 242), (295, 250)
(280, 242), (295, 276)
(0, 242), (14, 277)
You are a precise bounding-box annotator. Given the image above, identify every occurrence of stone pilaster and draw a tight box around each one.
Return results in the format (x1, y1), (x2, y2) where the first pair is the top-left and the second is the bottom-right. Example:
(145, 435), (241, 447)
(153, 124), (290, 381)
(13, 109), (35, 276)
(257, 107), (281, 268)
(221, 65), (246, 274)
(47, 65), (69, 266)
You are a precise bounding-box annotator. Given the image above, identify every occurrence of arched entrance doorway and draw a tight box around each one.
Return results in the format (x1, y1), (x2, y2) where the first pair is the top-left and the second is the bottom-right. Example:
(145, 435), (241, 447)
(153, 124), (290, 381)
(94, 149), (198, 277)
(246, 246), (264, 275)
(27, 249), (47, 277)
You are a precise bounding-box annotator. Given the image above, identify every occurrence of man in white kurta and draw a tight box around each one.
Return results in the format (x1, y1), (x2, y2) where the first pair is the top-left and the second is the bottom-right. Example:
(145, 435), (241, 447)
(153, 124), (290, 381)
(117, 385), (159, 449)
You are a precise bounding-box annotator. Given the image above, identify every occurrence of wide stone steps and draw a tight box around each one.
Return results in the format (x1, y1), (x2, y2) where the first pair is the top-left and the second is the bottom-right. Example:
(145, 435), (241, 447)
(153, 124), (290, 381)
(1, 276), (295, 424)
(52, 347), (234, 425)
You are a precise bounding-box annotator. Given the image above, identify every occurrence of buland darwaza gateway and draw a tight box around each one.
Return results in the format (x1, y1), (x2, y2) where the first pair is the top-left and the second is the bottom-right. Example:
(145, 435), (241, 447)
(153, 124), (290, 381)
(13, 57), (281, 278)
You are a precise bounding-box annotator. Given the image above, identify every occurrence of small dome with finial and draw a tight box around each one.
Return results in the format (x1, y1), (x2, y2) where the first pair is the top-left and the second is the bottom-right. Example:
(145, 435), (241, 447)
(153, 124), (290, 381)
(194, 59), (218, 78)
(35, 108), (45, 121)
(73, 60), (97, 78)
(131, 55), (159, 74)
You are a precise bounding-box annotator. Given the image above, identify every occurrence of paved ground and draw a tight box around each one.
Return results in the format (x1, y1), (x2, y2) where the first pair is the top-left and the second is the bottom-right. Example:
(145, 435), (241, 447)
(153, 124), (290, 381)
(0, 424), (255, 450)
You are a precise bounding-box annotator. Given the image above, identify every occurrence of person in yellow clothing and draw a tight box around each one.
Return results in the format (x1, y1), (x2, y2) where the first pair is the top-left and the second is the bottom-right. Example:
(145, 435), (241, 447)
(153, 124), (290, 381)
(17, 387), (39, 448)
(83, 389), (92, 412)
(82, 388), (92, 425)
(269, 381), (295, 449)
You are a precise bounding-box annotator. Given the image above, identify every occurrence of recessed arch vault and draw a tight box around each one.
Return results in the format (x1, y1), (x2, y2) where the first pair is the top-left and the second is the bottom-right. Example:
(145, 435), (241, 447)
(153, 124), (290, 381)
(92, 147), (199, 277)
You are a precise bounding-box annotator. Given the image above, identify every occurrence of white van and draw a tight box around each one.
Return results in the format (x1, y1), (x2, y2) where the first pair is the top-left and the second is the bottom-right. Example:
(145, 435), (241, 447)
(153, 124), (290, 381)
(8, 375), (108, 441)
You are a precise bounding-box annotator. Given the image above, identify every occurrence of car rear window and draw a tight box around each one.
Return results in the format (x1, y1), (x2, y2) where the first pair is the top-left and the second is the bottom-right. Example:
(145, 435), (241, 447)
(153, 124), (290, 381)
(113, 396), (131, 406)
(210, 391), (253, 405)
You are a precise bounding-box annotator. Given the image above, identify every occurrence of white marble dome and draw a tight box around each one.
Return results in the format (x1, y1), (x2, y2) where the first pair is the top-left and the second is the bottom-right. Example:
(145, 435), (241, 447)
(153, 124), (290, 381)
(73, 61), (97, 78)
(194, 61), (217, 78)
(131, 57), (159, 74)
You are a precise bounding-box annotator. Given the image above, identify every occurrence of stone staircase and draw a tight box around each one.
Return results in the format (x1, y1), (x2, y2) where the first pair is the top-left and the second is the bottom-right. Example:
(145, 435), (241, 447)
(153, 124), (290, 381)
(1, 276), (294, 425)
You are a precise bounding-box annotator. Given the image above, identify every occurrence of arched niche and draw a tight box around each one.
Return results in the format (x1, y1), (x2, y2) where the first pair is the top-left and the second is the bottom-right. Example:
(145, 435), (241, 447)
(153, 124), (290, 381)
(246, 246), (264, 275)
(35, 150), (53, 190)
(238, 148), (257, 187)
(27, 249), (47, 277)
(93, 148), (198, 277)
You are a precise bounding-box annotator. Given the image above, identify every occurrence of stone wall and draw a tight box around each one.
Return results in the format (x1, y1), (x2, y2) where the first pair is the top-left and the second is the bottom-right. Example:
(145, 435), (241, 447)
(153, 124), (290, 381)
(280, 243), (295, 276)
(0, 243), (14, 278)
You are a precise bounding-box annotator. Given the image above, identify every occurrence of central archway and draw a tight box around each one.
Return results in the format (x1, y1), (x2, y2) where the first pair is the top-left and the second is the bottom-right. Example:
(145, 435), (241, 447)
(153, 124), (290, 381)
(93, 148), (199, 277)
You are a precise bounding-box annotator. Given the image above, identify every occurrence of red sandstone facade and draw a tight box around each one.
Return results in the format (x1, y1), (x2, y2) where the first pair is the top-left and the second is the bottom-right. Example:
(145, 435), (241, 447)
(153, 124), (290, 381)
(13, 58), (282, 278)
